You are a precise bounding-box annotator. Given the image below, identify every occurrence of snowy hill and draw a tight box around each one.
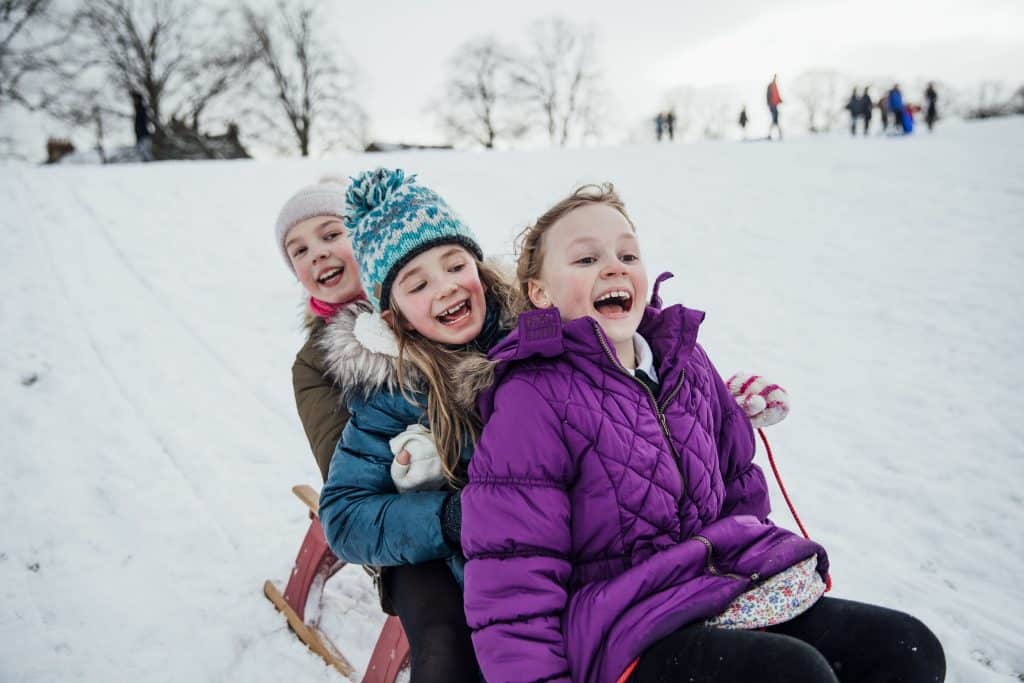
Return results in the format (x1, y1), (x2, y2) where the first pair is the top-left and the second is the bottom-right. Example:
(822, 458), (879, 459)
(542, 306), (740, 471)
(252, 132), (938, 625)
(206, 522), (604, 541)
(2, 118), (1022, 682)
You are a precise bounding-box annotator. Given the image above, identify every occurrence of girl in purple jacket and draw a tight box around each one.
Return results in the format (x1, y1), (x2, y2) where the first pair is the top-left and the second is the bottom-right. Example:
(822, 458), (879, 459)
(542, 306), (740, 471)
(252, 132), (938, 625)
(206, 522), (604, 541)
(461, 184), (945, 683)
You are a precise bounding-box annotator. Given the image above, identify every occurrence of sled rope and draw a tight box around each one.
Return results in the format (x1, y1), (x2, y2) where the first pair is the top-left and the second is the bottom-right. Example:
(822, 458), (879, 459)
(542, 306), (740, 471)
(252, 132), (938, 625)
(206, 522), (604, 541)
(757, 427), (832, 592)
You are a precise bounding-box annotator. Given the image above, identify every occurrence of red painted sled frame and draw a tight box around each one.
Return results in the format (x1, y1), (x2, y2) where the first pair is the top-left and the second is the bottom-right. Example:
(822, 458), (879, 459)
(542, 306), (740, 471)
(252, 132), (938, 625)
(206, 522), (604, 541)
(264, 485), (410, 682)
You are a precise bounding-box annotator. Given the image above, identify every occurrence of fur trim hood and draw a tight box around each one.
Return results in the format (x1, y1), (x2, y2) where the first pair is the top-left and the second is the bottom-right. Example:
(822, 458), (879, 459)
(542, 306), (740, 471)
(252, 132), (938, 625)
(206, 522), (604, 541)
(316, 299), (421, 402)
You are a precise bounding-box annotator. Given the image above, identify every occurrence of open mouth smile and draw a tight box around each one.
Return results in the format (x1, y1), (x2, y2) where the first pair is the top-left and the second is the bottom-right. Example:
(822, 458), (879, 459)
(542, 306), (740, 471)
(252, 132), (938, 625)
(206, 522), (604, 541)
(593, 289), (633, 316)
(317, 266), (344, 286)
(436, 299), (472, 326)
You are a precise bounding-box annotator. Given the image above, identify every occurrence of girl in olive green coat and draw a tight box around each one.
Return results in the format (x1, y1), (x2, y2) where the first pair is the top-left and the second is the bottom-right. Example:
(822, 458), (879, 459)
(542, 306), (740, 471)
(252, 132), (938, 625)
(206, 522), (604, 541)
(274, 178), (365, 480)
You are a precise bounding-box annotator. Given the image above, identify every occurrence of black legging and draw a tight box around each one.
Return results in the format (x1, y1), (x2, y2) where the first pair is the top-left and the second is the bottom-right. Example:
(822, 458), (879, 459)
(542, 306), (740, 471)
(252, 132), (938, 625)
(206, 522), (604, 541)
(383, 560), (479, 683)
(631, 596), (945, 682)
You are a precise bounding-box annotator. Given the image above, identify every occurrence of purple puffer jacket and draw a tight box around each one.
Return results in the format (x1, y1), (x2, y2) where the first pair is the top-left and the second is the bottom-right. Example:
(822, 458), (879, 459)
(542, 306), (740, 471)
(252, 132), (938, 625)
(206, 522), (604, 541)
(462, 300), (829, 683)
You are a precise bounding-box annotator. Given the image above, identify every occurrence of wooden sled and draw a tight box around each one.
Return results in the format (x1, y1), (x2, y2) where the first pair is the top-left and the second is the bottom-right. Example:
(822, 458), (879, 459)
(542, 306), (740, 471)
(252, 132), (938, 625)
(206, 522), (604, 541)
(264, 485), (410, 682)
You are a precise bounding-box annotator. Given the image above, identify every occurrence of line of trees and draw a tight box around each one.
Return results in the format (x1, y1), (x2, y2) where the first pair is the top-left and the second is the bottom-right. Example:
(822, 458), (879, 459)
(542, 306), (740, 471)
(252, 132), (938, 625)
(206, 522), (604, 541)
(1, 0), (366, 159)
(4, 2), (1021, 159)
(434, 17), (608, 149)
(4, 3), (610, 157)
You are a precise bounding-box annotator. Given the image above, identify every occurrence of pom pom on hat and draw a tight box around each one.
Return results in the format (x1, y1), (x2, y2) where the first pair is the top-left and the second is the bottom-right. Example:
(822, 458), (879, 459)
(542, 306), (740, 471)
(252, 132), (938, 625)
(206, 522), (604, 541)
(274, 177), (349, 273)
(345, 168), (409, 228)
(345, 168), (482, 311)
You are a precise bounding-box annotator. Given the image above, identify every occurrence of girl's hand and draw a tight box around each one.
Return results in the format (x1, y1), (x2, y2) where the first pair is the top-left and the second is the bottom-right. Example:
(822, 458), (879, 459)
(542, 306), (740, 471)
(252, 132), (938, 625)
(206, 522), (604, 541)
(726, 373), (790, 428)
(389, 424), (446, 492)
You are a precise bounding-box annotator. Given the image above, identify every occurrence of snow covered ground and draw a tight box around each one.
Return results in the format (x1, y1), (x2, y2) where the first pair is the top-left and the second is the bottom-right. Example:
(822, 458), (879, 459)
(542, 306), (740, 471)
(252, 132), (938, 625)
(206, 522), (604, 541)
(1, 117), (1022, 682)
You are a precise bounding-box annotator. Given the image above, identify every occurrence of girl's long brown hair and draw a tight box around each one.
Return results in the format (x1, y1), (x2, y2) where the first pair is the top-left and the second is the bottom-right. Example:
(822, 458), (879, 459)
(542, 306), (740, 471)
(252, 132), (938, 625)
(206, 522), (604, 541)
(387, 257), (521, 486)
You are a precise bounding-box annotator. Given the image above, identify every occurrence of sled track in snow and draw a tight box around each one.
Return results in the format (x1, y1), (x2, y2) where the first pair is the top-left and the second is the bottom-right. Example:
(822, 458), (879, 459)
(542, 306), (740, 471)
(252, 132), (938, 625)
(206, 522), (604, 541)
(23, 174), (241, 550)
(66, 183), (294, 429)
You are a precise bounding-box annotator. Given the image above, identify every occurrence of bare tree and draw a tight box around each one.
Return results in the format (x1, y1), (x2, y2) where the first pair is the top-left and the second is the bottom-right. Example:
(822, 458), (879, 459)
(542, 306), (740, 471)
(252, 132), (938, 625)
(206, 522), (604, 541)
(792, 69), (848, 133)
(509, 17), (605, 147)
(243, 0), (366, 157)
(965, 80), (1009, 119)
(48, 0), (254, 155)
(0, 0), (72, 111)
(436, 37), (527, 149)
(1011, 84), (1024, 115)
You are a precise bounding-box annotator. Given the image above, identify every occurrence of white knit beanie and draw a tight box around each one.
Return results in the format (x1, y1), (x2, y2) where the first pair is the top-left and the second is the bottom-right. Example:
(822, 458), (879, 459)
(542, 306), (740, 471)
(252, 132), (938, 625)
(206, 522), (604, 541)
(274, 178), (349, 273)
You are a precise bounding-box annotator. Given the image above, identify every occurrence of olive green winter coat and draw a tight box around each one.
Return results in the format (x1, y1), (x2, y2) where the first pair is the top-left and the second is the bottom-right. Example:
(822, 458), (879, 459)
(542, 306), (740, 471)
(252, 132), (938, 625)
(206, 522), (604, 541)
(292, 314), (350, 481)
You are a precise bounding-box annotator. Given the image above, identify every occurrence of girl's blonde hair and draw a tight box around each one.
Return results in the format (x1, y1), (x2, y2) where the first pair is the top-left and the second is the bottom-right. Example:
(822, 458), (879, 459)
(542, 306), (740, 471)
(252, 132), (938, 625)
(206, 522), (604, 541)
(388, 258), (520, 486)
(515, 183), (637, 307)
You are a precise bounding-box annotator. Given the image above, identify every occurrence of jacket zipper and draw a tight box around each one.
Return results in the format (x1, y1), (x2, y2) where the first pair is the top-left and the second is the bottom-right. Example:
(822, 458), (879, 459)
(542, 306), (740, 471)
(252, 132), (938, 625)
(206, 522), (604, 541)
(591, 322), (686, 489)
(591, 324), (759, 585)
(693, 535), (759, 582)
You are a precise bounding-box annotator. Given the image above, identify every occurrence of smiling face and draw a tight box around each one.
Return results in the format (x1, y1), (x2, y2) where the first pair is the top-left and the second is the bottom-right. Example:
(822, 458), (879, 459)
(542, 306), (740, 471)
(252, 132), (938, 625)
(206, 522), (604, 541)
(528, 203), (648, 367)
(285, 216), (363, 303)
(388, 245), (487, 345)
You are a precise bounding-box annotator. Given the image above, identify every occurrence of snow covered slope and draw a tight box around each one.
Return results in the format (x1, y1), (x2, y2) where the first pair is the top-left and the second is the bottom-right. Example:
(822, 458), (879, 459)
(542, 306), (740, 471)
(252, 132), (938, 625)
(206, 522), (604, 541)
(2, 118), (1022, 681)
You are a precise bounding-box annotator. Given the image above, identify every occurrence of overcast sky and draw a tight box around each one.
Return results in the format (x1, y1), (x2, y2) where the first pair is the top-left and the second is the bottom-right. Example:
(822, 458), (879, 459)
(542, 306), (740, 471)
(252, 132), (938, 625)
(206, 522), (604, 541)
(329, 0), (1023, 144)
(5, 0), (1022, 158)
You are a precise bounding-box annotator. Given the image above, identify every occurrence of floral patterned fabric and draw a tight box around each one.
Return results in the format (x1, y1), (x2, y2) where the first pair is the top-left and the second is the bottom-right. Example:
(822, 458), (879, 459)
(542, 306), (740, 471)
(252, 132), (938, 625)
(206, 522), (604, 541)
(706, 556), (825, 629)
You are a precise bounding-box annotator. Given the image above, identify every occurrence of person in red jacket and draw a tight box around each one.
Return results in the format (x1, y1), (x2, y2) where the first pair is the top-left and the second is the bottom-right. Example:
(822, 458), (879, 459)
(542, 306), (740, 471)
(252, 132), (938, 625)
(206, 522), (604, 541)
(767, 74), (783, 140)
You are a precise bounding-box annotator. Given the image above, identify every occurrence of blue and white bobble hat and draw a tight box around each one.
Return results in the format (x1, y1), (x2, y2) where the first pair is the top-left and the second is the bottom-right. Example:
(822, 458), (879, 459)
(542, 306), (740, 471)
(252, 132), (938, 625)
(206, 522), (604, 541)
(345, 168), (483, 311)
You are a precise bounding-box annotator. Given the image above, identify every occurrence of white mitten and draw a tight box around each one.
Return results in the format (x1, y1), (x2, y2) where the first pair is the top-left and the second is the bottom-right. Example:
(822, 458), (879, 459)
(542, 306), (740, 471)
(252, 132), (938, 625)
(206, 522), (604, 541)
(726, 373), (790, 428)
(389, 424), (446, 493)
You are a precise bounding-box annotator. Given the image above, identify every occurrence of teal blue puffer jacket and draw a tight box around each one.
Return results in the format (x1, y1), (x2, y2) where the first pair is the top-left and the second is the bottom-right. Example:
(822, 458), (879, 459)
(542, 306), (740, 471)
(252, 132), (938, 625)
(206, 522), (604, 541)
(314, 301), (468, 581)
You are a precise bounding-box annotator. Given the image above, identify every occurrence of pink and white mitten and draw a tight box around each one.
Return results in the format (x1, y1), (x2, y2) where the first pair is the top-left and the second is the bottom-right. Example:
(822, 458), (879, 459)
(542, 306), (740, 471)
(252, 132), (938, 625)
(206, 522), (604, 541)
(726, 373), (790, 428)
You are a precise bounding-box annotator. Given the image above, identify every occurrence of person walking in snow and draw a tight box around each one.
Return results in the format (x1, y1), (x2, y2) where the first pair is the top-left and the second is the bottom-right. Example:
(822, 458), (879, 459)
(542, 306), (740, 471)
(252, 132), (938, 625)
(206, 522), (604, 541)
(766, 74), (783, 140)
(461, 183), (947, 683)
(925, 82), (939, 132)
(738, 106), (749, 138)
(274, 177), (485, 682)
(846, 88), (863, 135)
(654, 112), (665, 142)
(665, 109), (676, 141)
(888, 84), (906, 134)
(878, 93), (890, 132)
(859, 87), (874, 135)
(131, 90), (153, 162)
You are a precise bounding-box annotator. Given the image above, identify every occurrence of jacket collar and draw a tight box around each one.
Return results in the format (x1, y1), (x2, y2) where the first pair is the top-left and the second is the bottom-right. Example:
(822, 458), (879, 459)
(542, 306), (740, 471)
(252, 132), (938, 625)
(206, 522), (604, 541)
(489, 272), (704, 371)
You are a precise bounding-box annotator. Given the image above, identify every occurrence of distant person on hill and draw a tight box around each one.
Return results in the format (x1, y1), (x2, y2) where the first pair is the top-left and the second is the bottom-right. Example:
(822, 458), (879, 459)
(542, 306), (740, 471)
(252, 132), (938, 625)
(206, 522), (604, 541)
(131, 90), (153, 162)
(859, 88), (874, 135)
(655, 112), (665, 142)
(665, 109), (676, 141)
(766, 74), (783, 140)
(888, 84), (905, 134)
(738, 106), (749, 138)
(924, 82), (938, 132)
(878, 95), (890, 132)
(845, 88), (863, 136)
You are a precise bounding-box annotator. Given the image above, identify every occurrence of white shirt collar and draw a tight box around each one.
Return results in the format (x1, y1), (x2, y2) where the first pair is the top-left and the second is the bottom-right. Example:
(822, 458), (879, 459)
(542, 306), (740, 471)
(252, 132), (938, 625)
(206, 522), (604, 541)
(631, 333), (658, 383)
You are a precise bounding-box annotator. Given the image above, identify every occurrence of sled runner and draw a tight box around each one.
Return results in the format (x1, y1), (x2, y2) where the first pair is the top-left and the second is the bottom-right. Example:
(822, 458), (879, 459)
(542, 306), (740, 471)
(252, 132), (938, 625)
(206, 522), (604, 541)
(264, 485), (410, 681)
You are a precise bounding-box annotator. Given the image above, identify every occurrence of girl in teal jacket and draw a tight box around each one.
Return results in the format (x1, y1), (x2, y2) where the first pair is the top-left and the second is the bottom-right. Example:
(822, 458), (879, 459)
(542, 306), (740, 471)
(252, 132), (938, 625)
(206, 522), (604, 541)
(316, 169), (518, 682)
